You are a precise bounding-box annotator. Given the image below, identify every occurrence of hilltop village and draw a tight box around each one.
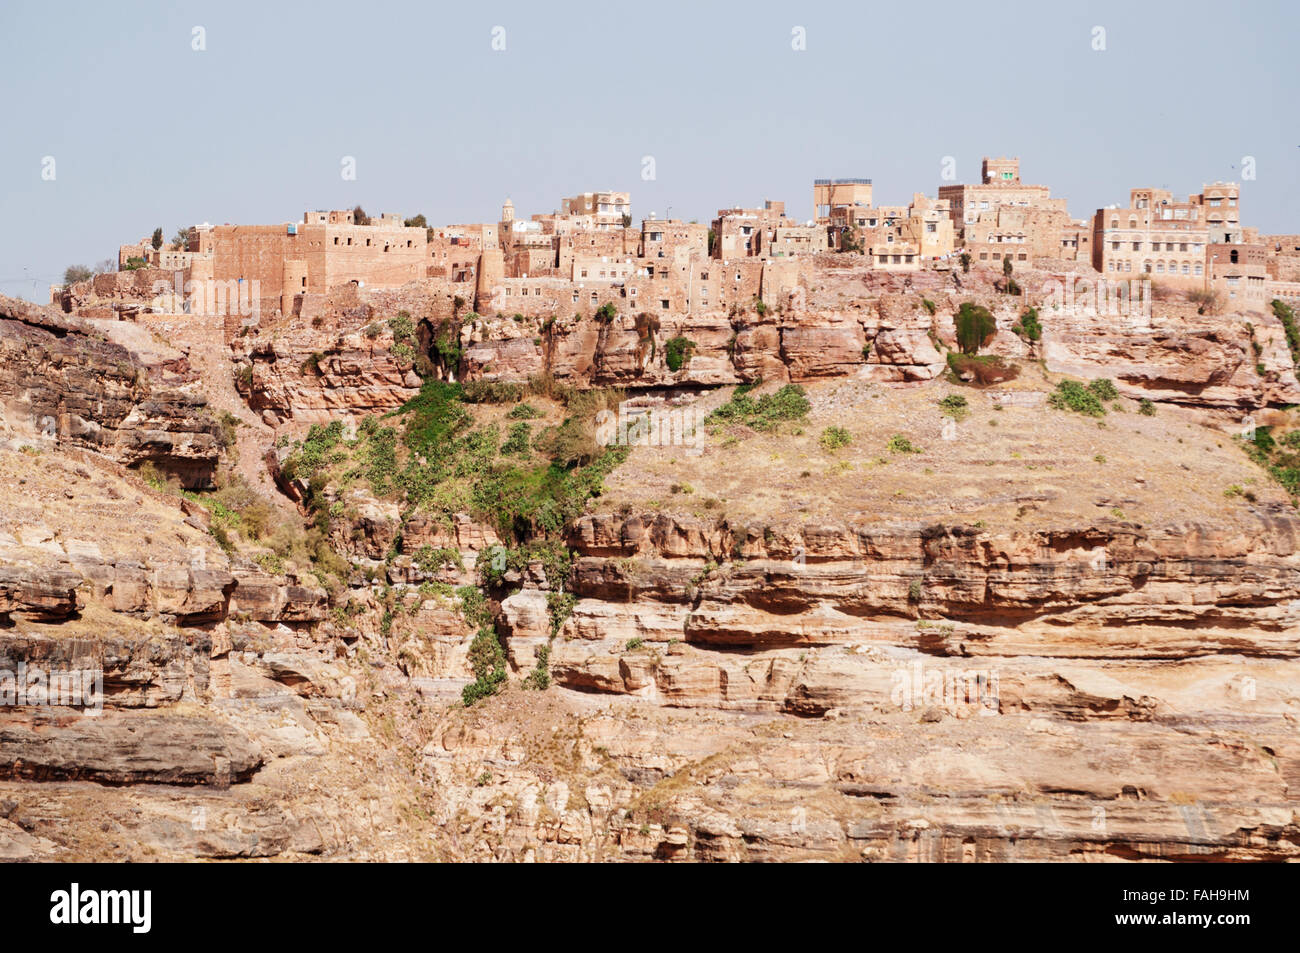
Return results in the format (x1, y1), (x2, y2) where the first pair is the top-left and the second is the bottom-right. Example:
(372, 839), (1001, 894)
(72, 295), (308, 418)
(67, 157), (1300, 325)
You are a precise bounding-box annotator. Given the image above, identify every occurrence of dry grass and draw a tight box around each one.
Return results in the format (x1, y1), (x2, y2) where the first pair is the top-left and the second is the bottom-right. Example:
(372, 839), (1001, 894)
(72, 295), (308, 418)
(598, 363), (1290, 532)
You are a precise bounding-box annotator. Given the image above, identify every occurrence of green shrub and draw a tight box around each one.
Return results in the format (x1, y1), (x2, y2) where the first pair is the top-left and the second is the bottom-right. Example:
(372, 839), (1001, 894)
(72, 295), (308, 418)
(507, 402), (543, 420)
(595, 302), (618, 323)
(664, 336), (696, 372)
(388, 311), (415, 345)
(819, 426), (852, 451)
(462, 627), (506, 705)
(887, 434), (922, 454)
(1048, 380), (1106, 417)
(1087, 378), (1119, 401)
(501, 421), (532, 455)
(706, 383), (810, 431)
(954, 302), (996, 354)
(1138, 398), (1156, 416)
(523, 644), (551, 690)
(1272, 299), (1300, 366)
(921, 299), (937, 316)
(938, 394), (969, 420)
(461, 380), (523, 403)
(414, 545), (463, 575)
(1012, 307), (1041, 341)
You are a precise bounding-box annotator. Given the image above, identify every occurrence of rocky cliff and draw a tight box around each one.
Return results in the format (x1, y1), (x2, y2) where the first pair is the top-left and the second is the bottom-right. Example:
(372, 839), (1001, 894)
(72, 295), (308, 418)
(3, 272), (1299, 862)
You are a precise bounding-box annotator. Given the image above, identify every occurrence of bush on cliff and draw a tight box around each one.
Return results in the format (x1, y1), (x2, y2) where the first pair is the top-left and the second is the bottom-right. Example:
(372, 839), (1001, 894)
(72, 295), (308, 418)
(954, 302), (996, 354)
(664, 336), (696, 372)
(1048, 380), (1106, 417)
(706, 382), (810, 431)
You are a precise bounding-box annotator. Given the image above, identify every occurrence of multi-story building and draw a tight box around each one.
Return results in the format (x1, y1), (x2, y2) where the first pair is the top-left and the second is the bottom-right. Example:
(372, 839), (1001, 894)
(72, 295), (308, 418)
(1090, 186), (1235, 284)
(190, 210), (428, 312)
(712, 200), (826, 259)
(938, 158), (1066, 229)
(560, 191), (631, 229)
(813, 178), (873, 222)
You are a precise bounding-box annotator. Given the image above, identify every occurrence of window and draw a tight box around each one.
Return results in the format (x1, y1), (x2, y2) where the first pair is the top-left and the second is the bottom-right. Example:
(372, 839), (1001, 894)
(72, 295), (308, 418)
(660, 299), (669, 310)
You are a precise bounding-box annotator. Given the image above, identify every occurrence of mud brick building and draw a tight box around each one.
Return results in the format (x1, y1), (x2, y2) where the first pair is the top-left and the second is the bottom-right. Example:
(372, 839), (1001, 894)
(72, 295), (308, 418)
(1090, 184), (1241, 285)
(713, 200), (827, 259)
(187, 210), (427, 313)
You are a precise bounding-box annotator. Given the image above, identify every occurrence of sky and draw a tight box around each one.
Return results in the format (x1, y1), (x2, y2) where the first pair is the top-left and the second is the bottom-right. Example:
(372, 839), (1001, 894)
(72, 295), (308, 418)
(1, 0), (1296, 300)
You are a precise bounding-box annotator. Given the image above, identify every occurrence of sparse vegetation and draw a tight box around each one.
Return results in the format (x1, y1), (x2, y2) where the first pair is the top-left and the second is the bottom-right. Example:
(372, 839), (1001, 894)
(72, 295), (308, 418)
(1047, 380), (1106, 417)
(1012, 307), (1041, 342)
(819, 426), (852, 451)
(887, 434), (922, 454)
(938, 394), (969, 420)
(706, 382), (810, 432)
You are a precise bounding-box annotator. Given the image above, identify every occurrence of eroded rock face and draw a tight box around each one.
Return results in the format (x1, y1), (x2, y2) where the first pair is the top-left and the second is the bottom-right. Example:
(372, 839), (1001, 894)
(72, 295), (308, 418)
(1043, 304), (1300, 407)
(235, 327), (420, 424)
(452, 296), (1300, 409)
(0, 295), (220, 486)
(5, 268), (1300, 862)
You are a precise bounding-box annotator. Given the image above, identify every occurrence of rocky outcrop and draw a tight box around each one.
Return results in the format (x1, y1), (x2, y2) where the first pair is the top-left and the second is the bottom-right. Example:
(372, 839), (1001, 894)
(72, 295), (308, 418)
(0, 712), (262, 785)
(1043, 304), (1300, 408)
(235, 326), (420, 425)
(0, 294), (221, 486)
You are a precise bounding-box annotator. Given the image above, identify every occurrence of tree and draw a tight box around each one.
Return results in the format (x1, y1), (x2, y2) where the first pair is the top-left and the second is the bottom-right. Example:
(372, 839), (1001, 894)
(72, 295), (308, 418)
(63, 264), (93, 286)
(353, 205), (370, 226)
(151, 227), (163, 250)
(171, 226), (191, 250)
(954, 302), (996, 355)
(959, 252), (971, 273)
(1002, 256), (1014, 277)
(94, 258), (114, 274)
(403, 214), (427, 228)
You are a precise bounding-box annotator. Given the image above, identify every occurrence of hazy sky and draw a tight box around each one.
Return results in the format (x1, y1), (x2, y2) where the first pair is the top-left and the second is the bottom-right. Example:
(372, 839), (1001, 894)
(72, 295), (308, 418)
(2, 0), (1296, 300)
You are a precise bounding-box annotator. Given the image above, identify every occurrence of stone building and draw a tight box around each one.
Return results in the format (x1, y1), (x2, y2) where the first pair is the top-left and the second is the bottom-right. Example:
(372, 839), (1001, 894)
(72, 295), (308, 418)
(1090, 181), (1243, 285)
(712, 201), (826, 259)
(190, 210), (427, 313)
(937, 158), (1066, 229)
(814, 178), (873, 222)
(560, 191), (631, 229)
